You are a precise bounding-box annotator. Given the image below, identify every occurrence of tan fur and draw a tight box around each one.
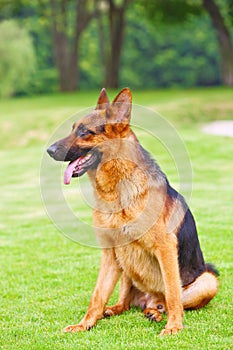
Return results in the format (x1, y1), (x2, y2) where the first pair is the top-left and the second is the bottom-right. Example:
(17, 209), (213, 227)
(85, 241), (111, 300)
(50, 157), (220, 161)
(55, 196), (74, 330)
(181, 271), (218, 309)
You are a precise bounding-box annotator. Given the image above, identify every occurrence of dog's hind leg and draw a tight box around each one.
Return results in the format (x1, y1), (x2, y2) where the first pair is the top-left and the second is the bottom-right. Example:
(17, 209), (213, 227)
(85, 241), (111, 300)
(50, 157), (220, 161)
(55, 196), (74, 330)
(104, 272), (164, 322)
(182, 271), (218, 310)
(142, 292), (165, 323)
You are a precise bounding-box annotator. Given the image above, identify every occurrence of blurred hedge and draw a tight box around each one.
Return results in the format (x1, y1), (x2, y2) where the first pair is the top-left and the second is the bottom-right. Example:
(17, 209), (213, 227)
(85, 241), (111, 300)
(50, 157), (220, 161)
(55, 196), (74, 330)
(0, 20), (36, 98)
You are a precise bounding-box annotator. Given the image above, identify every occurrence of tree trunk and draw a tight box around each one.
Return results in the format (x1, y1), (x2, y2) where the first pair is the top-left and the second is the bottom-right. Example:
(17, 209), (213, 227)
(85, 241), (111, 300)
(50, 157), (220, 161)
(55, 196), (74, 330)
(50, 0), (78, 91)
(96, 7), (107, 86)
(203, 0), (233, 86)
(50, 0), (98, 91)
(52, 30), (79, 91)
(105, 0), (131, 88)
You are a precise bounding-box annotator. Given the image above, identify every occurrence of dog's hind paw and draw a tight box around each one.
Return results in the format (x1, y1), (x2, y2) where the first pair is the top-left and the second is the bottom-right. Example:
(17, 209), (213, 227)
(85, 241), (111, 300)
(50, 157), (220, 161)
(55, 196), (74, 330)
(104, 308), (115, 317)
(143, 308), (163, 322)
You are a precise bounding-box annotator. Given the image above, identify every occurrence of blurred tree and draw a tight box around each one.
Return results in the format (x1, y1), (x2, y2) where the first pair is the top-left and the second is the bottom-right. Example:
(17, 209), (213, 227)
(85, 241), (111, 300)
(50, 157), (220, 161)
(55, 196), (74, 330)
(0, 0), (101, 93)
(0, 0), (59, 93)
(49, 0), (99, 91)
(202, 0), (233, 86)
(100, 0), (132, 88)
(121, 9), (221, 88)
(138, 0), (201, 23)
(0, 20), (36, 97)
(0, 0), (228, 94)
(139, 0), (233, 86)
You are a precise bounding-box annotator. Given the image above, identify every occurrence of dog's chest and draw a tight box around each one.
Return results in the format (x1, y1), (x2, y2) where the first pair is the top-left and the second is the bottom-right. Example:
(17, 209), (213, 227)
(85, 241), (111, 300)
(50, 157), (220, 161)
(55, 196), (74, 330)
(115, 243), (164, 294)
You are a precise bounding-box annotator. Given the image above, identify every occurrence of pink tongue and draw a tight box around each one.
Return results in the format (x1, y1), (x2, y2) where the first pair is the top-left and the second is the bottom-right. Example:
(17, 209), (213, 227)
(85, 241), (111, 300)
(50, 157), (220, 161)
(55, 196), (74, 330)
(64, 159), (79, 185)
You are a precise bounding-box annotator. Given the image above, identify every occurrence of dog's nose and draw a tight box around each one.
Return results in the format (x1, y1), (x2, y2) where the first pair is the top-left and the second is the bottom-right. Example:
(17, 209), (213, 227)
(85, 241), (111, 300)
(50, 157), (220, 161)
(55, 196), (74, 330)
(47, 144), (57, 158)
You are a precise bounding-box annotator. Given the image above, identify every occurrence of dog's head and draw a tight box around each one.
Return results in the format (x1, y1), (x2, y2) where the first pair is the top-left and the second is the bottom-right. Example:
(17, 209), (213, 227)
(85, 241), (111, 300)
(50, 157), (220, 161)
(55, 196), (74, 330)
(47, 88), (132, 184)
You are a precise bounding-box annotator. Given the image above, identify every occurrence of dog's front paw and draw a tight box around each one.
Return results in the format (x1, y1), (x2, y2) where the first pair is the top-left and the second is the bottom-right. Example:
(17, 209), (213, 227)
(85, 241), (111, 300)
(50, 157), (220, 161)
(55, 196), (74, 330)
(104, 303), (129, 317)
(160, 325), (183, 336)
(63, 323), (93, 332)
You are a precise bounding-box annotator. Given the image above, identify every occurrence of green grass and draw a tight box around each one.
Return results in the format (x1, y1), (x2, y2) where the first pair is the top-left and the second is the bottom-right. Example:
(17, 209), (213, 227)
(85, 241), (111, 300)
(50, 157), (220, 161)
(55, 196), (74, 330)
(0, 87), (233, 349)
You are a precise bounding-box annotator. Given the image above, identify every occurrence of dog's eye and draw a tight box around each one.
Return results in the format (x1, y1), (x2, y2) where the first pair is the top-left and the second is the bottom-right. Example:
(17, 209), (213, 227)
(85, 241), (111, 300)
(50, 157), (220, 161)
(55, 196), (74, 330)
(157, 304), (164, 311)
(76, 124), (95, 138)
(97, 124), (105, 133)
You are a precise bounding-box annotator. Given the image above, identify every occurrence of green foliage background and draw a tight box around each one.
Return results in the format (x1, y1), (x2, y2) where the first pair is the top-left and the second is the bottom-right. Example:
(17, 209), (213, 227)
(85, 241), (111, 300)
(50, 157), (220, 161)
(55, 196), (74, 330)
(0, 1), (225, 96)
(121, 12), (220, 88)
(0, 20), (36, 97)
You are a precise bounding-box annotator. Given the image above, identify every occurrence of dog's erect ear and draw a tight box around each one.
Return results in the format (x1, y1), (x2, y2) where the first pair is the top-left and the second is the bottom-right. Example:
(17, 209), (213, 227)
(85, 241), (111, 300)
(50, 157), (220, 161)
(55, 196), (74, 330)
(106, 88), (132, 123)
(96, 88), (110, 110)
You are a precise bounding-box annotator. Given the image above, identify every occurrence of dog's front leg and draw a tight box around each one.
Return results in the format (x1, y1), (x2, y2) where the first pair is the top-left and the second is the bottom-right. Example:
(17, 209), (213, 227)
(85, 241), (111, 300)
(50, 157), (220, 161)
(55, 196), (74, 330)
(63, 248), (121, 332)
(104, 272), (132, 317)
(156, 236), (183, 335)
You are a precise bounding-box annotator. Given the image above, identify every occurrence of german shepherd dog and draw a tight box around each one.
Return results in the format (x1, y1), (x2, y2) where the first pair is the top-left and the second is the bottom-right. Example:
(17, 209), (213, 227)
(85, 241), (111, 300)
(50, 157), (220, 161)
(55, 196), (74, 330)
(47, 88), (218, 335)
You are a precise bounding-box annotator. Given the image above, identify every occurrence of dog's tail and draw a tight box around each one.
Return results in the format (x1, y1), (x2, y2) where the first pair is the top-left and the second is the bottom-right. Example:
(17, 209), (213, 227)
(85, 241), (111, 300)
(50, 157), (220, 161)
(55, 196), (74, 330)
(205, 263), (219, 277)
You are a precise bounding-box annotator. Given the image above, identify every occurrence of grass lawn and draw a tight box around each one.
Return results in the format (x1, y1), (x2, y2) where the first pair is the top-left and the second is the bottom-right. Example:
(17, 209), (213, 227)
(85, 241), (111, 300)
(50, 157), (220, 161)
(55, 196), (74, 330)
(0, 87), (232, 349)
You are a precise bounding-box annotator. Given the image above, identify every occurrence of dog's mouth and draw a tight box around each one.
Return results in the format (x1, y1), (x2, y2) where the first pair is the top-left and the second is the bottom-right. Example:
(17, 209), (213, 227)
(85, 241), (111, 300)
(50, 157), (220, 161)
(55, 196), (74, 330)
(64, 151), (99, 184)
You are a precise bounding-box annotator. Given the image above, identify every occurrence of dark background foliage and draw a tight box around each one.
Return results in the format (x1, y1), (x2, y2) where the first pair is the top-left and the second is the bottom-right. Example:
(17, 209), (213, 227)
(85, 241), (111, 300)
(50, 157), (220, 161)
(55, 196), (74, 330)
(0, 0), (232, 97)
